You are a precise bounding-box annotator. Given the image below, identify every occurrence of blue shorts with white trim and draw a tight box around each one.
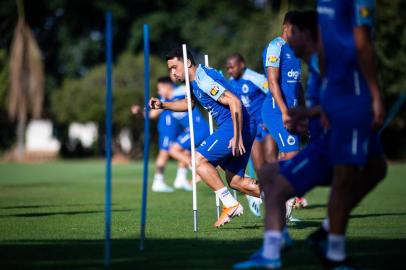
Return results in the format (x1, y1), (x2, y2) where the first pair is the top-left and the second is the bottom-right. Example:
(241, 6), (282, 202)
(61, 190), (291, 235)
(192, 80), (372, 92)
(196, 120), (256, 176)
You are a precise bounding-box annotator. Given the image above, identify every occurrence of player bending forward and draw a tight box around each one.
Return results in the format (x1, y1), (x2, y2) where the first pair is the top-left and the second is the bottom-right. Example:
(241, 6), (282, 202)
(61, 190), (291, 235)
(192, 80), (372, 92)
(149, 46), (261, 227)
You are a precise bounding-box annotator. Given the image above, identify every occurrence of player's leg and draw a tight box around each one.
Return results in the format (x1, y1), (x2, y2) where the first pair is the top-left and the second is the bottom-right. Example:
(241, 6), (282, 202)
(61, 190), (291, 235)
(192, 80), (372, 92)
(324, 107), (372, 264)
(169, 142), (190, 165)
(152, 149), (174, 192)
(195, 152), (244, 227)
(234, 136), (333, 269)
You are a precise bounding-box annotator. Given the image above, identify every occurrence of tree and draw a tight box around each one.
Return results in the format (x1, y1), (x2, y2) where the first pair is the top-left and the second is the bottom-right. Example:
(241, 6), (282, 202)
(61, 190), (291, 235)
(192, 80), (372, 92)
(8, 0), (44, 160)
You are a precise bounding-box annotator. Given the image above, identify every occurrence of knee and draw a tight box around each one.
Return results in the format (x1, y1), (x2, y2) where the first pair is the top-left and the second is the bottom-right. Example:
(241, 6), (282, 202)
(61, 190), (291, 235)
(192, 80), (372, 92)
(195, 153), (208, 170)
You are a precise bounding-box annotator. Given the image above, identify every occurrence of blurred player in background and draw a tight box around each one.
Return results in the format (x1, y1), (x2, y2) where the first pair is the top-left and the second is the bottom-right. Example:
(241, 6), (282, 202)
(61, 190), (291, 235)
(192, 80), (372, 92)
(317, 0), (386, 268)
(150, 46), (261, 227)
(234, 9), (386, 269)
(131, 76), (187, 192)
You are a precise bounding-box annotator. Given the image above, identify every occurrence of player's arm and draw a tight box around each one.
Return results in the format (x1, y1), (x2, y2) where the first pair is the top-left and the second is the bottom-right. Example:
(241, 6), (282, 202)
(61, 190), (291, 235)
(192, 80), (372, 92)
(218, 90), (245, 156)
(149, 97), (193, 112)
(353, 26), (385, 128)
(267, 67), (290, 126)
(131, 104), (161, 119)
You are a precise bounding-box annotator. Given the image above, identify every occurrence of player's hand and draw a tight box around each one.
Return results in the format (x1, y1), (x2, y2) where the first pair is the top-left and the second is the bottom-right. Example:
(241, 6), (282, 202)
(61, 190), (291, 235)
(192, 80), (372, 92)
(131, 105), (142, 115)
(372, 96), (385, 130)
(228, 135), (245, 157)
(259, 123), (268, 132)
(282, 112), (292, 130)
(320, 112), (330, 129)
(149, 97), (163, 109)
(287, 106), (309, 135)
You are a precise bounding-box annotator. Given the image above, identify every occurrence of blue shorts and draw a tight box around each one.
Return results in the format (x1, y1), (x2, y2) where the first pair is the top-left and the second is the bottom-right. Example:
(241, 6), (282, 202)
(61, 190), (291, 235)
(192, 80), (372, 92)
(158, 113), (180, 151)
(158, 128), (178, 151)
(280, 131), (384, 197)
(175, 127), (209, 150)
(255, 123), (268, 142)
(261, 108), (300, 153)
(326, 105), (373, 165)
(197, 120), (256, 176)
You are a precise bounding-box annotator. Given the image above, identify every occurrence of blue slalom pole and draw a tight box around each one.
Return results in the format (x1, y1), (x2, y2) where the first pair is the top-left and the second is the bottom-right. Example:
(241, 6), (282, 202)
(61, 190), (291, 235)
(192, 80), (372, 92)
(139, 23), (150, 251)
(379, 92), (406, 135)
(248, 158), (255, 178)
(104, 11), (113, 268)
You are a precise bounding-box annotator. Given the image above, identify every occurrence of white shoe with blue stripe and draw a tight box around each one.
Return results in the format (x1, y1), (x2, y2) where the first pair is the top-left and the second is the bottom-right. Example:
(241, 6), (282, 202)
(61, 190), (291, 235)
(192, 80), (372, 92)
(233, 255), (281, 269)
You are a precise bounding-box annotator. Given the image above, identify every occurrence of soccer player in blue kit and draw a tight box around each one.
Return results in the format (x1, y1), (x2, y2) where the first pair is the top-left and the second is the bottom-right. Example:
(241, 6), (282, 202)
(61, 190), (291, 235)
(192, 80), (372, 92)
(149, 46), (261, 227)
(317, 0), (386, 268)
(262, 11), (308, 209)
(261, 11), (302, 161)
(132, 77), (186, 192)
(233, 10), (386, 269)
(226, 53), (274, 175)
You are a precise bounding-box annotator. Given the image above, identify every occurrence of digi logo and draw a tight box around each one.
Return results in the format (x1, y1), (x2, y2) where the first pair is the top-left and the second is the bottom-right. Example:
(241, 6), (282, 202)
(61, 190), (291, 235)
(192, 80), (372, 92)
(287, 69), (300, 80)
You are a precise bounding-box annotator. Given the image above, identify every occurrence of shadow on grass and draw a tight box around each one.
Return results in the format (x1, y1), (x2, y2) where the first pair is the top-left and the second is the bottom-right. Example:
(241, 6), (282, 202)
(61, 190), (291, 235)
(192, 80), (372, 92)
(0, 203), (116, 210)
(0, 209), (132, 218)
(0, 238), (404, 270)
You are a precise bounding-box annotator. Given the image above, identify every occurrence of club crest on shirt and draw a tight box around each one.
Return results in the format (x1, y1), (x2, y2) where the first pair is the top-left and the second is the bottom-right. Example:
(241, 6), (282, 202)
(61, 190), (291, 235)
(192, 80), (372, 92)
(242, 84), (249, 93)
(287, 135), (296, 145)
(210, 85), (219, 96)
(268, 55), (279, 63)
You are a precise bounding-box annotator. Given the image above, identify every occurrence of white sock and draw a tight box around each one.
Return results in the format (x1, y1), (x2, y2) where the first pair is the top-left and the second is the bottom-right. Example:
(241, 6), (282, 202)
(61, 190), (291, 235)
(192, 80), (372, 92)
(262, 230), (282, 260)
(322, 218), (330, 231)
(326, 234), (346, 261)
(175, 167), (188, 181)
(215, 187), (238, 208)
(153, 173), (164, 183)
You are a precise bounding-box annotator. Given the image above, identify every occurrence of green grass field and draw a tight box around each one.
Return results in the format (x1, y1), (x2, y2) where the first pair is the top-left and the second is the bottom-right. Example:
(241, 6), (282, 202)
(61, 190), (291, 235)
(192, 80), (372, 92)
(0, 160), (405, 270)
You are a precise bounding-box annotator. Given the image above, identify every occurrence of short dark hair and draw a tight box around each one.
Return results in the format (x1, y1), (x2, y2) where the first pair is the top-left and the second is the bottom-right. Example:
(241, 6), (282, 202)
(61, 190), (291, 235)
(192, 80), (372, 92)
(290, 10), (318, 42)
(227, 53), (246, 64)
(283, 10), (299, 25)
(157, 76), (173, 84)
(165, 45), (196, 65)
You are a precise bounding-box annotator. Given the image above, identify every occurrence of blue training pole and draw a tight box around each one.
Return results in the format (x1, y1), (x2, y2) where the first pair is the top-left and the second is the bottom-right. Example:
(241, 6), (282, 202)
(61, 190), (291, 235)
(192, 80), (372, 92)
(378, 92), (406, 135)
(139, 24), (150, 251)
(248, 158), (255, 178)
(104, 11), (113, 268)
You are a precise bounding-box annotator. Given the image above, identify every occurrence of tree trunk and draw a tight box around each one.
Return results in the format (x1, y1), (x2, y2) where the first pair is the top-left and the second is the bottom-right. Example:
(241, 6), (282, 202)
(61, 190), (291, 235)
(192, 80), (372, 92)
(16, 114), (26, 161)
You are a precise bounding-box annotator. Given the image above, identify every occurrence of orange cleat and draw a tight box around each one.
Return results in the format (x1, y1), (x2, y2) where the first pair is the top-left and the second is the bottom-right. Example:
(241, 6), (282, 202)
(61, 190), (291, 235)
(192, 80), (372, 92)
(214, 203), (244, 228)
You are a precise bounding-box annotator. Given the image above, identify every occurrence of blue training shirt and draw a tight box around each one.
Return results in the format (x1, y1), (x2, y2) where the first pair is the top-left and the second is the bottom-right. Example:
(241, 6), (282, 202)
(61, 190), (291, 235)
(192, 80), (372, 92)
(317, 0), (374, 111)
(262, 36), (302, 114)
(230, 68), (268, 125)
(191, 64), (251, 127)
(306, 53), (323, 140)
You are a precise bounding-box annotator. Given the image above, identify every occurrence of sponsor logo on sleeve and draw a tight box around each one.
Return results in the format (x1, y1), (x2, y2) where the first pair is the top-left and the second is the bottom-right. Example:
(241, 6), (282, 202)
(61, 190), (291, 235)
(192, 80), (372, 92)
(268, 55), (279, 63)
(263, 81), (268, 90)
(210, 85), (219, 96)
(359, 6), (370, 18)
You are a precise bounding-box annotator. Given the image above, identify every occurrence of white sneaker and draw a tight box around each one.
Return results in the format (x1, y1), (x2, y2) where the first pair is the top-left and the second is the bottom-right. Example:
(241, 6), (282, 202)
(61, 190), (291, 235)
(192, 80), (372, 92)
(173, 178), (192, 191)
(285, 198), (295, 221)
(246, 195), (262, 217)
(152, 180), (174, 192)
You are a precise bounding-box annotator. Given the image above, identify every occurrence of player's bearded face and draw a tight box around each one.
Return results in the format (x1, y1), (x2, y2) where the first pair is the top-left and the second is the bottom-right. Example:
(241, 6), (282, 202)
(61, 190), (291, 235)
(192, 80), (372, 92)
(167, 58), (185, 82)
(288, 25), (305, 58)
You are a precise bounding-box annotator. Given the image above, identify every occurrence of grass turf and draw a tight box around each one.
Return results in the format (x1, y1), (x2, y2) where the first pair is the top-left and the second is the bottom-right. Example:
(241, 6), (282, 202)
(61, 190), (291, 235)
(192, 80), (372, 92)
(0, 160), (405, 269)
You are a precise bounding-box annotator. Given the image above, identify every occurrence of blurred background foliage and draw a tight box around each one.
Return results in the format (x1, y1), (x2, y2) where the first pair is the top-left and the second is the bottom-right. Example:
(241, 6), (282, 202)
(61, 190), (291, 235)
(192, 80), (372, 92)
(0, 0), (405, 159)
